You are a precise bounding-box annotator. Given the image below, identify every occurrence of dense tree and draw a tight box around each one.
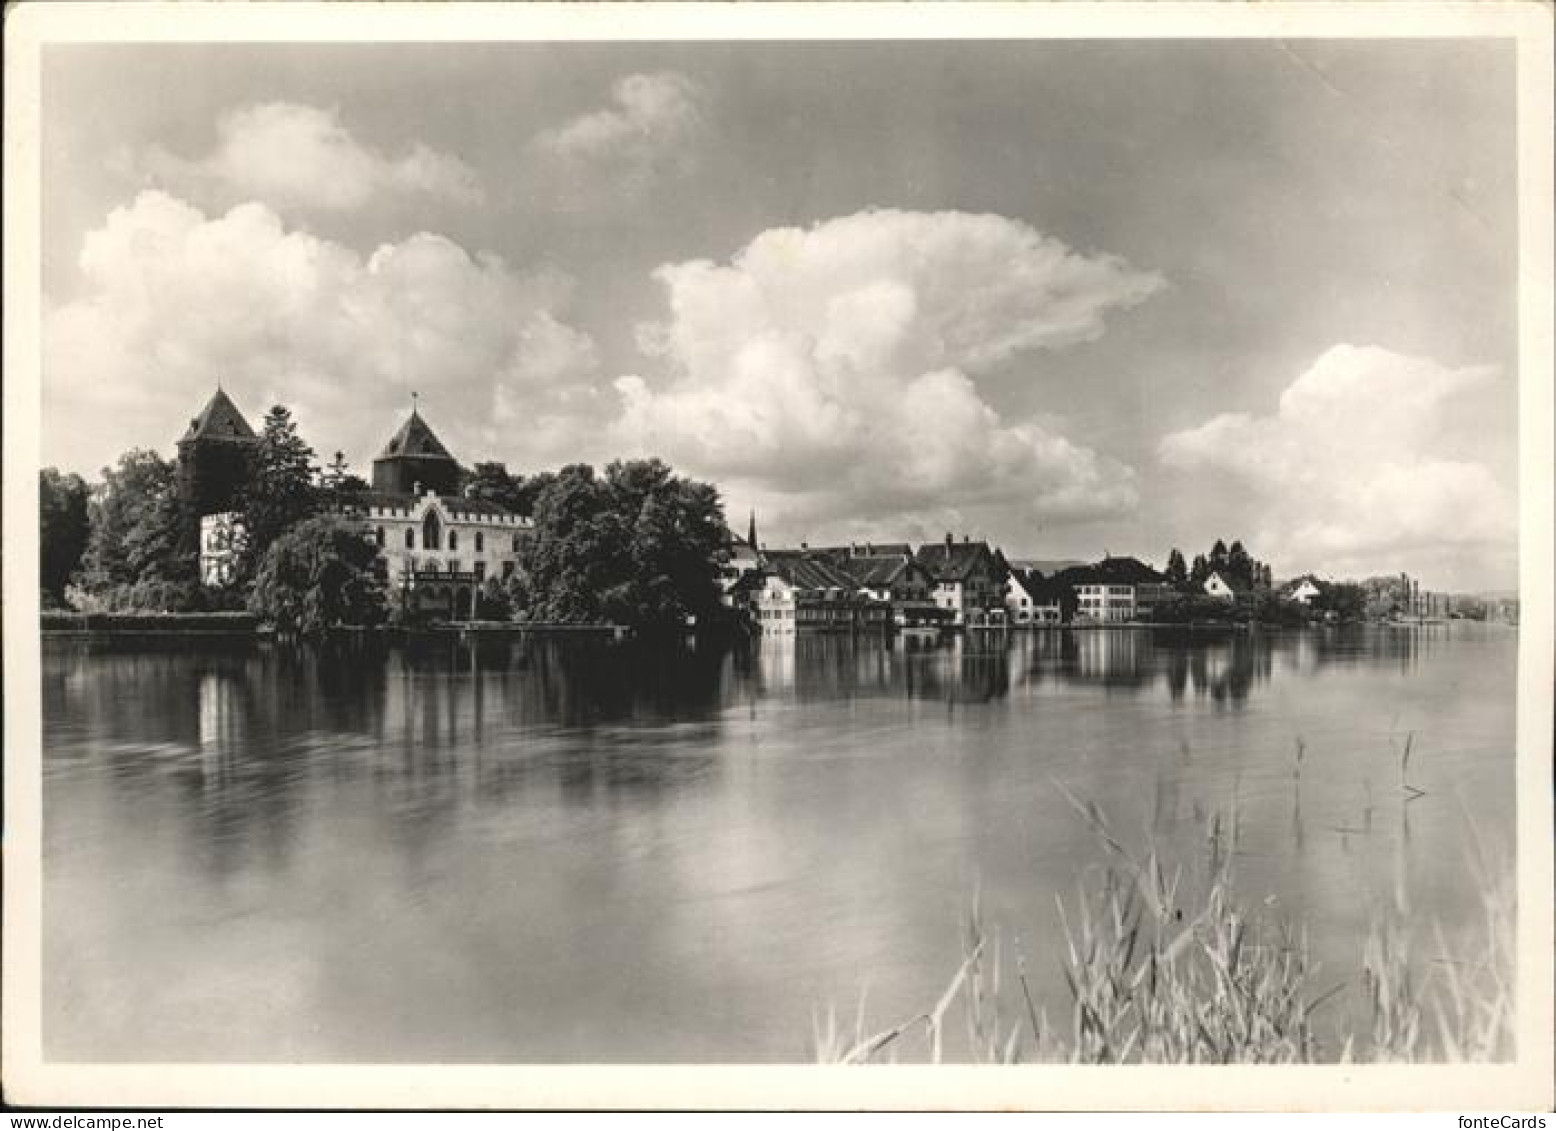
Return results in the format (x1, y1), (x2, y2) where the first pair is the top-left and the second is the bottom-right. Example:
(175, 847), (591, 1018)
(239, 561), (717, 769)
(1312, 581), (1367, 622)
(521, 459), (725, 629)
(40, 468), (91, 607)
(248, 515), (387, 636)
(1226, 540), (1253, 587)
(522, 464), (625, 623)
(1164, 548), (1188, 589)
(239, 406), (320, 573)
(74, 450), (204, 611)
(461, 461), (538, 516)
(1189, 553), (1210, 588)
(603, 458), (725, 627)
(1209, 539), (1229, 574)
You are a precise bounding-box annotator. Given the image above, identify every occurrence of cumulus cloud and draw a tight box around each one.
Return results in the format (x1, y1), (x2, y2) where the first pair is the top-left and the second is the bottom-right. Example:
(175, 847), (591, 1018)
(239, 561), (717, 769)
(1159, 344), (1515, 582)
(611, 209), (1161, 536)
(137, 102), (483, 212)
(45, 190), (597, 475)
(529, 72), (705, 208)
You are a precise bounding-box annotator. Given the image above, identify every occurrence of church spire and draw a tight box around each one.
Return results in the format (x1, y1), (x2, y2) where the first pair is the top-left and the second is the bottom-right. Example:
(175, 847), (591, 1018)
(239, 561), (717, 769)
(747, 509), (758, 551)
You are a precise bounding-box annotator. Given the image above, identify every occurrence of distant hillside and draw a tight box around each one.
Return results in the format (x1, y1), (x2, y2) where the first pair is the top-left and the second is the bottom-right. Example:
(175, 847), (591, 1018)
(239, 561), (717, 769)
(1009, 559), (1087, 576)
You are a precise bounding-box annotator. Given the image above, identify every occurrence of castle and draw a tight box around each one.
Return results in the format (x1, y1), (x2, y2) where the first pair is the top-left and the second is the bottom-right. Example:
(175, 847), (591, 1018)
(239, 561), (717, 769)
(180, 388), (532, 620)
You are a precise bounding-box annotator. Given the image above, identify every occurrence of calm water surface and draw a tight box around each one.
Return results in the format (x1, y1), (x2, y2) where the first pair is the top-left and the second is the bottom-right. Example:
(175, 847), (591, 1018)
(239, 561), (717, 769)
(42, 625), (1515, 1062)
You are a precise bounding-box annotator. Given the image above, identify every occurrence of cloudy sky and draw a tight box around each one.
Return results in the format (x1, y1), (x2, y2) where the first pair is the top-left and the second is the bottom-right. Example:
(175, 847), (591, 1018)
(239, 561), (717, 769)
(40, 39), (1518, 588)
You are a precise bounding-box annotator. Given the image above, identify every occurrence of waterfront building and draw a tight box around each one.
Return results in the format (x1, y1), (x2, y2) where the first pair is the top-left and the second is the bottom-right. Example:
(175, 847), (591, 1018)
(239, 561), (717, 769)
(912, 535), (1008, 627)
(1282, 576), (1324, 605)
(753, 551), (890, 633)
(1005, 570), (1062, 625)
(1203, 570), (1246, 602)
(1055, 556), (1172, 623)
(349, 410), (531, 620)
(180, 388), (531, 619)
(834, 553), (941, 626)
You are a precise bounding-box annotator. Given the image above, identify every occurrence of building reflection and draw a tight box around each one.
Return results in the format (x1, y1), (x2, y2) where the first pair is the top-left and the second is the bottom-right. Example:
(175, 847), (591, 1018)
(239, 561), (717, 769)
(45, 623), (1459, 882)
(752, 632), (1011, 706)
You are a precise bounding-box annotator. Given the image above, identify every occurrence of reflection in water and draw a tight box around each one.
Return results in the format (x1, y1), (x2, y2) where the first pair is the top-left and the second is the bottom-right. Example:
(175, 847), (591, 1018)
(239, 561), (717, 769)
(42, 624), (1515, 1063)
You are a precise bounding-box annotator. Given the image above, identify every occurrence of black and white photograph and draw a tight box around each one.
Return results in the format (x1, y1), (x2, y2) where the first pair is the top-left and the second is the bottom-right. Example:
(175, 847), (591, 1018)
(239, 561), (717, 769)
(4, 1), (1551, 1112)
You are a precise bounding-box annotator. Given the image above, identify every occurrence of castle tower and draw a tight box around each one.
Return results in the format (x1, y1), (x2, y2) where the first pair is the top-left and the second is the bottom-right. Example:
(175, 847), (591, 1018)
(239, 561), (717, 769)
(371, 409), (461, 496)
(177, 386), (258, 519)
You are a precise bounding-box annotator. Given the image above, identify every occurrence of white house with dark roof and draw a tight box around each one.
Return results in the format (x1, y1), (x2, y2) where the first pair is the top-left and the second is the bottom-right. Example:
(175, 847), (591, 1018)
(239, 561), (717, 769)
(1282, 576), (1324, 605)
(912, 535), (1008, 627)
(1005, 570), (1062, 625)
(1054, 556), (1171, 622)
(1203, 570), (1246, 602)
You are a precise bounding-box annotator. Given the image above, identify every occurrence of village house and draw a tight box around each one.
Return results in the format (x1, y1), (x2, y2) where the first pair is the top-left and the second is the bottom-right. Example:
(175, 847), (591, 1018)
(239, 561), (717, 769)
(913, 535), (1008, 627)
(1203, 570), (1249, 602)
(751, 551), (891, 633)
(834, 553), (941, 626)
(1282, 576), (1324, 605)
(1055, 556), (1173, 623)
(1004, 569), (1063, 625)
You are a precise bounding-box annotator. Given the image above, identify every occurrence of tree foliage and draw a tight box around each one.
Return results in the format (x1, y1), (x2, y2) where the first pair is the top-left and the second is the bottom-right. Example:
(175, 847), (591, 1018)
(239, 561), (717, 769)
(319, 450), (370, 506)
(1183, 538), (1271, 593)
(521, 459), (725, 629)
(74, 450), (205, 611)
(40, 468), (91, 606)
(239, 405), (320, 574)
(1311, 580), (1367, 622)
(1164, 548), (1188, 588)
(461, 461), (540, 517)
(248, 515), (388, 636)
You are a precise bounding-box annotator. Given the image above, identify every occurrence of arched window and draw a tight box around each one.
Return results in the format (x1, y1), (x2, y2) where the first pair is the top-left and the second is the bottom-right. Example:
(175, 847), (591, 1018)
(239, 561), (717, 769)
(375, 526), (385, 548)
(449, 530), (459, 551)
(475, 531), (484, 553)
(512, 533), (522, 553)
(404, 527), (415, 549)
(422, 510), (442, 551)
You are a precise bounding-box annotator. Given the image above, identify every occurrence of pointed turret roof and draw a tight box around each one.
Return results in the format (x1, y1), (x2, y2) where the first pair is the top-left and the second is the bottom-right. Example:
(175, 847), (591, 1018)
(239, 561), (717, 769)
(376, 409), (456, 462)
(181, 387), (256, 442)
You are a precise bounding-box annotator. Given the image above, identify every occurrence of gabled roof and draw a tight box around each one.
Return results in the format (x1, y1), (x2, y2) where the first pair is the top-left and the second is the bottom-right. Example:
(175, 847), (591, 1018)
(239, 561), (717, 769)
(1205, 570), (1250, 594)
(1010, 569), (1067, 604)
(763, 550), (859, 592)
(1279, 574), (1324, 594)
(376, 410), (457, 462)
(808, 542), (915, 566)
(837, 554), (921, 589)
(181, 388), (256, 442)
(914, 540), (1000, 582)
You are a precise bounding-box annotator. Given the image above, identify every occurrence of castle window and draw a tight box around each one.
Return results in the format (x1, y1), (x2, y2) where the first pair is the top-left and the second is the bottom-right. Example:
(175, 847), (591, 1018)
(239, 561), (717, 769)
(474, 532), (484, 553)
(423, 510), (442, 551)
(474, 561), (486, 582)
(405, 528), (415, 549)
(449, 531), (459, 551)
(513, 533), (522, 553)
(375, 526), (385, 548)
